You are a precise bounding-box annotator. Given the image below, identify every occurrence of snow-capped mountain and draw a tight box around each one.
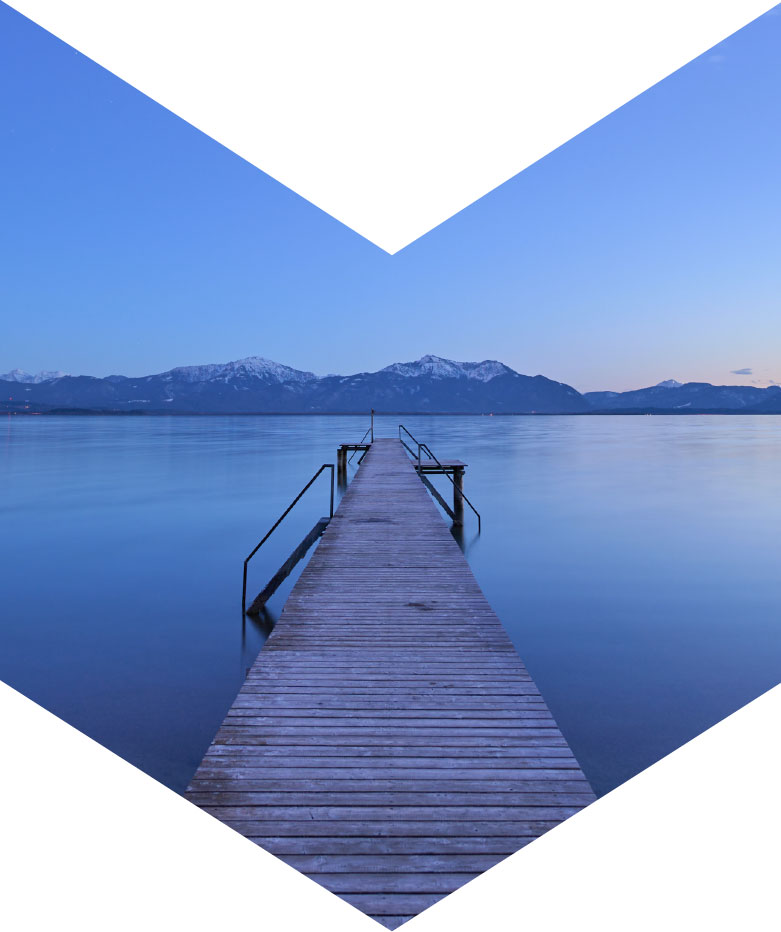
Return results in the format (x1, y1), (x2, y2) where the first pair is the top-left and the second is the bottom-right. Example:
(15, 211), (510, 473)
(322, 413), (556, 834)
(380, 355), (511, 382)
(0, 368), (69, 383)
(163, 356), (319, 384)
(655, 379), (684, 389)
(0, 354), (586, 413)
(4, 356), (780, 414)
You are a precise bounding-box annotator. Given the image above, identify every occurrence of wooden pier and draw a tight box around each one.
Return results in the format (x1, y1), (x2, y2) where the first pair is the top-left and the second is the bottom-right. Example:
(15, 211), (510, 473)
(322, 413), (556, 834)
(187, 438), (594, 927)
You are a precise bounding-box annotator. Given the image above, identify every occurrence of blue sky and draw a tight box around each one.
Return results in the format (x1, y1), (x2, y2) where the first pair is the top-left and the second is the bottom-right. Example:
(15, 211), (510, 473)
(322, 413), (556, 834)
(1, 4), (780, 392)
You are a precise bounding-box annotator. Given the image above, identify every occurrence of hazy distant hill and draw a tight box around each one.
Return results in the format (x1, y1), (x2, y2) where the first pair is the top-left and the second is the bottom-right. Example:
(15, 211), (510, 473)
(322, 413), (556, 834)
(3, 358), (780, 414)
(584, 379), (781, 412)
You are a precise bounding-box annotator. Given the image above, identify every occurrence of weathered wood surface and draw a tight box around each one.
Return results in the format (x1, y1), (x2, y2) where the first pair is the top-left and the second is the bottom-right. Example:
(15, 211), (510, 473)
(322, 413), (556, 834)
(187, 439), (593, 928)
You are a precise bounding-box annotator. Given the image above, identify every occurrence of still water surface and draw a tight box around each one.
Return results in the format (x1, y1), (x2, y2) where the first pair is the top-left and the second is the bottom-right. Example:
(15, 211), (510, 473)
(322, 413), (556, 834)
(2, 414), (780, 796)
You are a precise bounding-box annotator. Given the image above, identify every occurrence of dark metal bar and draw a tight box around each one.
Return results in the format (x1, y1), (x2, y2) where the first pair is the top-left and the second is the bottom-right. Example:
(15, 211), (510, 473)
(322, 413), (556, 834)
(245, 517), (330, 615)
(242, 463), (334, 613)
(348, 427), (371, 463)
(398, 423), (420, 449)
(399, 437), (417, 458)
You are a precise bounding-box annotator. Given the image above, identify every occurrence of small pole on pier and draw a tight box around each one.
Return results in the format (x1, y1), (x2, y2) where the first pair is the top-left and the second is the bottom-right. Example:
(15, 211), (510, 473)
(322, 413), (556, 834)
(370, 408), (375, 442)
(337, 446), (347, 487)
(453, 466), (465, 526)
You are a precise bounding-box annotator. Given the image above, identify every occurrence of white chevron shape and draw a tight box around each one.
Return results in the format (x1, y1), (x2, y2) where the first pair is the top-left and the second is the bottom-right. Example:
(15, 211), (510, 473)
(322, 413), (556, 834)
(5, 0), (776, 252)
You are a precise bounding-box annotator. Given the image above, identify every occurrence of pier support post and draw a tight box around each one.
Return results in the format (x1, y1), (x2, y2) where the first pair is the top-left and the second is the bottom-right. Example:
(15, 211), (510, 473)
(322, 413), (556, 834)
(337, 447), (347, 487)
(453, 467), (465, 526)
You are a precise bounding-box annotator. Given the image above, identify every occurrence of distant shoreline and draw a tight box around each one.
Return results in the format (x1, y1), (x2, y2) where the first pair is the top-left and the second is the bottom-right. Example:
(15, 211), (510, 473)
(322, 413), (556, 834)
(5, 408), (781, 417)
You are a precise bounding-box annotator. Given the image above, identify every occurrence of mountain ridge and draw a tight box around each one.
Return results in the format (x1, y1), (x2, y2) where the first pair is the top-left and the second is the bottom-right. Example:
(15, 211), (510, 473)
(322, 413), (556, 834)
(2, 355), (780, 414)
(0, 368), (70, 383)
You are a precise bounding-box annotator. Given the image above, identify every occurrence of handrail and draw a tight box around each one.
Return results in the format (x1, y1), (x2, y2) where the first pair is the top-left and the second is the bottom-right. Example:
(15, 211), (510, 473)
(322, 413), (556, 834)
(242, 463), (334, 613)
(419, 442), (481, 532)
(398, 424), (482, 531)
(399, 424), (420, 459)
(348, 410), (376, 462)
(398, 423), (419, 457)
(348, 426), (372, 463)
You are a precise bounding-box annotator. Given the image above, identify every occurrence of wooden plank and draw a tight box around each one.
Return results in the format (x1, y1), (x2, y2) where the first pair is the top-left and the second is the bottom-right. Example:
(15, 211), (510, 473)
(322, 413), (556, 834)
(246, 836), (535, 855)
(306, 872), (480, 893)
(213, 726), (565, 738)
(222, 820), (564, 837)
(186, 792), (595, 807)
(213, 732), (570, 746)
(229, 697), (551, 710)
(191, 773), (589, 789)
(187, 438), (594, 928)
(200, 805), (583, 821)
(202, 743), (573, 757)
(283, 853), (506, 872)
(339, 892), (457, 916)
(195, 761), (582, 775)
(189, 778), (591, 793)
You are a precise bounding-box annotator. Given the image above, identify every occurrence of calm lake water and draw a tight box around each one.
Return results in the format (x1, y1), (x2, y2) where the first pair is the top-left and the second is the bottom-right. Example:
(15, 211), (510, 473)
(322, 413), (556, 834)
(2, 414), (780, 796)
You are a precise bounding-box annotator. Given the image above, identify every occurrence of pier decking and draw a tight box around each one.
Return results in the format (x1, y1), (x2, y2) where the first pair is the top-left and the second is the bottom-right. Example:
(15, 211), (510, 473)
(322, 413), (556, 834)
(187, 438), (594, 927)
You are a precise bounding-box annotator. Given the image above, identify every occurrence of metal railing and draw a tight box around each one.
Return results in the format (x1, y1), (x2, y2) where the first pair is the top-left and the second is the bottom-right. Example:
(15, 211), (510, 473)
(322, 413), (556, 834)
(348, 426), (372, 464)
(242, 463), (334, 613)
(398, 424), (481, 531)
(398, 423), (419, 460)
(348, 409), (375, 462)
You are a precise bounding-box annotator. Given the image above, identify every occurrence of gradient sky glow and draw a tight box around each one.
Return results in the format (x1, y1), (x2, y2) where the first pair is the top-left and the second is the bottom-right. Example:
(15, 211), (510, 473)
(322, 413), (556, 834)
(1, 3), (780, 392)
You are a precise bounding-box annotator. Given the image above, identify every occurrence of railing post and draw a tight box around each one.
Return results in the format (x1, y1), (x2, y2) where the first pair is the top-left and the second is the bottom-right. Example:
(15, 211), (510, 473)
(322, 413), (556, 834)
(371, 408), (375, 442)
(329, 464), (335, 517)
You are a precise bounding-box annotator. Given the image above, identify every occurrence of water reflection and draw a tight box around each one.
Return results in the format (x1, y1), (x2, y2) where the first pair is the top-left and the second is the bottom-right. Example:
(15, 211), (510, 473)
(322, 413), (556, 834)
(241, 605), (275, 678)
(449, 521), (481, 557)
